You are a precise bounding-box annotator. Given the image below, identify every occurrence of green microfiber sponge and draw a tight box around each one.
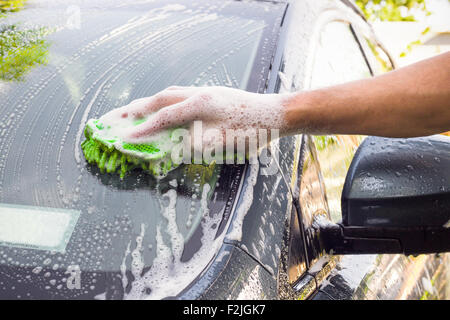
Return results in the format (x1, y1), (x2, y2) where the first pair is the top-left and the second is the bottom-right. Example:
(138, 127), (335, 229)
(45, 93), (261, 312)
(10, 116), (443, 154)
(81, 113), (247, 179)
(81, 118), (178, 179)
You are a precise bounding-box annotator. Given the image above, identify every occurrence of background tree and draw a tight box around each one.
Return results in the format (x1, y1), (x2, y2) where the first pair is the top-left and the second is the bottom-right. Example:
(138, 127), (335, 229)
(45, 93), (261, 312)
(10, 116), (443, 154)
(0, 0), (50, 81)
(355, 0), (429, 21)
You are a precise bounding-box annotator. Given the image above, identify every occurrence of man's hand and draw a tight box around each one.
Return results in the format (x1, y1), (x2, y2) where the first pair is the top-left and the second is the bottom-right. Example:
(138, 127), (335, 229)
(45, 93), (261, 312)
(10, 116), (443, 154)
(109, 86), (287, 146)
(102, 52), (449, 149)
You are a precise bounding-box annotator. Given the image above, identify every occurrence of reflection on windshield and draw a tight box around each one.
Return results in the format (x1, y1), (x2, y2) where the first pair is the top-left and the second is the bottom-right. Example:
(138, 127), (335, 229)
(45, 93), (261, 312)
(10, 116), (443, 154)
(0, 0), (51, 81)
(0, 24), (50, 81)
(0, 0), (26, 14)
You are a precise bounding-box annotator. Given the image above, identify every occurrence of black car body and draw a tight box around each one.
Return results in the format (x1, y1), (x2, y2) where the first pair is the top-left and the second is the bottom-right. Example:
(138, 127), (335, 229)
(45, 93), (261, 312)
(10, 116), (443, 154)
(0, 0), (448, 300)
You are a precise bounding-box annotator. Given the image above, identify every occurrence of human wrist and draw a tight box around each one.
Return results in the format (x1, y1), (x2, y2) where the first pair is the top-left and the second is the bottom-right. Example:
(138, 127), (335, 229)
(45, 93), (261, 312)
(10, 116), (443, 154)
(278, 90), (319, 136)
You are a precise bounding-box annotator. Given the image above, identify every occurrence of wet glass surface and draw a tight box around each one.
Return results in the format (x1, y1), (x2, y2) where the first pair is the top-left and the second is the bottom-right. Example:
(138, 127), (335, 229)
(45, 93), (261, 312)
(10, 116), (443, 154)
(0, 0), (285, 299)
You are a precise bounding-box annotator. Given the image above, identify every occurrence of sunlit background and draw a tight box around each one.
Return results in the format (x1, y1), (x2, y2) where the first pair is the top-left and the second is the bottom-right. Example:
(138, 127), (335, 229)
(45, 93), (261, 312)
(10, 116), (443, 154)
(358, 0), (450, 66)
(355, 0), (450, 138)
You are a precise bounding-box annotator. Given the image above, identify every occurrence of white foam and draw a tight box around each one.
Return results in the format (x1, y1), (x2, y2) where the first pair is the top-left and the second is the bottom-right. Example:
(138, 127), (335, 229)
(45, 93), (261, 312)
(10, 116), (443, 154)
(161, 189), (184, 261)
(122, 182), (228, 299)
(169, 179), (177, 188)
(131, 224), (146, 278)
(226, 162), (259, 241)
(215, 250), (230, 263)
(120, 241), (131, 291)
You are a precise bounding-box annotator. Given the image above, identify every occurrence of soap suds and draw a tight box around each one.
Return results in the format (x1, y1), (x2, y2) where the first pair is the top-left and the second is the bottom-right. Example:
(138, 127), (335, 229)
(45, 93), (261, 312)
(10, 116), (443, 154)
(161, 189), (184, 261)
(124, 182), (225, 299)
(215, 250), (230, 263)
(226, 161), (259, 241)
(120, 241), (131, 291)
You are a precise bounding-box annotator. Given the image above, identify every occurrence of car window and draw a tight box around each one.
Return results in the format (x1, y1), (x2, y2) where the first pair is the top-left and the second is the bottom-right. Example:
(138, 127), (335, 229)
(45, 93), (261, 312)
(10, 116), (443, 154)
(359, 36), (394, 75)
(0, 0), (285, 299)
(310, 22), (372, 88)
(308, 21), (371, 223)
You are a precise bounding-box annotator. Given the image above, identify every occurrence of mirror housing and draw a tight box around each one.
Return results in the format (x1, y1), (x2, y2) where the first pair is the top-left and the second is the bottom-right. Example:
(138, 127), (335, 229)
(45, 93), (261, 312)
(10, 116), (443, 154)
(319, 135), (450, 255)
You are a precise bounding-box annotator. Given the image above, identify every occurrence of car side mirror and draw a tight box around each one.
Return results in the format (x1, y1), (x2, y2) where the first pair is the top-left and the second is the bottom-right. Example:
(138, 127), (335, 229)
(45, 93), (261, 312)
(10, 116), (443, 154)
(319, 135), (450, 255)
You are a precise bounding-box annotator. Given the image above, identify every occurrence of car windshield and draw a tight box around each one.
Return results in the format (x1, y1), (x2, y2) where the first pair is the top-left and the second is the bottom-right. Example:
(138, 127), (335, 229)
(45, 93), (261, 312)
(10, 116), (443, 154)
(0, 0), (285, 299)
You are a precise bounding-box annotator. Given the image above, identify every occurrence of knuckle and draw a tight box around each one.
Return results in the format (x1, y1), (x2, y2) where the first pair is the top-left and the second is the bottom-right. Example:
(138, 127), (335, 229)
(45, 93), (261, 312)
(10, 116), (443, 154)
(195, 91), (212, 103)
(153, 92), (167, 105)
(189, 103), (205, 118)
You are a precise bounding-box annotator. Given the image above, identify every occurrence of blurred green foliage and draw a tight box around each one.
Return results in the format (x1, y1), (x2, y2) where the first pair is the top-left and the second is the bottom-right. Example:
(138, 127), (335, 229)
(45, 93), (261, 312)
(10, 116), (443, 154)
(355, 0), (429, 21)
(0, 24), (50, 81)
(313, 135), (338, 151)
(0, 0), (50, 81)
(0, 0), (26, 16)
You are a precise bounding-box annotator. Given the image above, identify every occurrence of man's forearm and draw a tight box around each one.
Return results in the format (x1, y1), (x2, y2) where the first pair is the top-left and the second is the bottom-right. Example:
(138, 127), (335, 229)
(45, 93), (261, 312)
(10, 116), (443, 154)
(283, 52), (450, 138)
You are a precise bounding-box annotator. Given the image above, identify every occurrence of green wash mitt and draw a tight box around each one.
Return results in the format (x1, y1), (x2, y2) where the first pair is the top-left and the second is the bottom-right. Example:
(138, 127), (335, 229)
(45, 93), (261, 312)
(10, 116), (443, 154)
(81, 113), (244, 179)
(81, 117), (178, 179)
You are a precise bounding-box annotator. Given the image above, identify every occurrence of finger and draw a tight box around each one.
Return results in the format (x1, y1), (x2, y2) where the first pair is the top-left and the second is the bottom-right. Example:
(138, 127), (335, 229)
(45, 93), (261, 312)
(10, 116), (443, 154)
(102, 87), (203, 123)
(128, 100), (202, 138)
(134, 88), (204, 115)
(114, 90), (189, 120)
(101, 98), (152, 120)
